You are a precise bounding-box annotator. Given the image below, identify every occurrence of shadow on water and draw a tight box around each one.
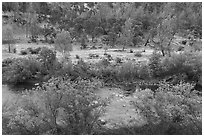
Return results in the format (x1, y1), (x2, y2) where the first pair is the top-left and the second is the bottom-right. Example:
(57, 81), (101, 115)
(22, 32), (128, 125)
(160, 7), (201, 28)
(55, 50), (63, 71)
(4, 80), (44, 94)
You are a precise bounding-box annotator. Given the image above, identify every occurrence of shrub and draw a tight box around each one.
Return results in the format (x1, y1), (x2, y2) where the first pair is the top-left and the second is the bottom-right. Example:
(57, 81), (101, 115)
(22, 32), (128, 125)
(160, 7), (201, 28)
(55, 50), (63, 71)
(2, 57), (42, 84)
(148, 52), (162, 78)
(20, 49), (28, 55)
(54, 31), (72, 53)
(137, 63), (150, 79)
(117, 61), (139, 82)
(115, 57), (122, 64)
(97, 58), (110, 67)
(106, 54), (112, 61)
(2, 58), (14, 67)
(133, 82), (202, 135)
(20, 47), (41, 55)
(130, 49), (134, 53)
(3, 77), (106, 135)
(134, 52), (142, 57)
(76, 55), (80, 59)
(160, 51), (202, 82)
(88, 53), (99, 59)
(71, 59), (93, 80)
(97, 65), (118, 84)
(38, 47), (57, 74)
(30, 47), (42, 54)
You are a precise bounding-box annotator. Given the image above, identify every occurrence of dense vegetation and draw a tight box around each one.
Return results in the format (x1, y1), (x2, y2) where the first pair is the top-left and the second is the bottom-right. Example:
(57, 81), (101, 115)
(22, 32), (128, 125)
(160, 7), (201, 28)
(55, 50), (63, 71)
(2, 2), (202, 135)
(3, 2), (202, 51)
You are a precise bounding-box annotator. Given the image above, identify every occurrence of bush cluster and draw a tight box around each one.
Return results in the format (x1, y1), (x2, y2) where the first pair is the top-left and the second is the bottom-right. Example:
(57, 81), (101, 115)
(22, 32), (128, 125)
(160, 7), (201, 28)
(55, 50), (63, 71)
(160, 52), (202, 82)
(3, 50), (201, 88)
(38, 47), (57, 74)
(2, 47), (60, 84)
(2, 77), (106, 135)
(19, 47), (42, 55)
(2, 57), (42, 84)
(134, 51), (142, 57)
(132, 81), (202, 135)
(148, 52), (162, 78)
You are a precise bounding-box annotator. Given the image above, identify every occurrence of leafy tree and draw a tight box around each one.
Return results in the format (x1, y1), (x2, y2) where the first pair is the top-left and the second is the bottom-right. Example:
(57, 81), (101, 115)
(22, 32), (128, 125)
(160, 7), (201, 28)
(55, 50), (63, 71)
(150, 3), (179, 56)
(54, 31), (72, 54)
(119, 18), (134, 49)
(2, 25), (15, 53)
(107, 31), (117, 47)
(83, 19), (97, 42)
(93, 27), (104, 37)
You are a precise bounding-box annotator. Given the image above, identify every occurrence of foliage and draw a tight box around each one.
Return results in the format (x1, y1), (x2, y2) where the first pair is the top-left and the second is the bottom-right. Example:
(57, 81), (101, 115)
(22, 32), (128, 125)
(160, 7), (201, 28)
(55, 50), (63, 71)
(54, 31), (72, 53)
(117, 61), (140, 82)
(2, 24), (15, 53)
(115, 57), (122, 64)
(148, 52), (162, 78)
(38, 47), (57, 74)
(107, 32), (117, 47)
(133, 81), (202, 134)
(20, 49), (29, 55)
(2, 58), (14, 67)
(97, 58), (110, 67)
(2, 77), (106, 135)
(160, 51), (202, 82)
(134, 52), (142, 57)
(3, 2), (202, 46)
(2, 57), (42, 84)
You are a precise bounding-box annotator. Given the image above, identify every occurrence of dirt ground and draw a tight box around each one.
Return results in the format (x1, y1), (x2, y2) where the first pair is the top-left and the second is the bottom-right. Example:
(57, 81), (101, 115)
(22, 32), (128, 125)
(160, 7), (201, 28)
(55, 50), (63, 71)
(96, 87), (146, 129)
(2, 42), (154, 64)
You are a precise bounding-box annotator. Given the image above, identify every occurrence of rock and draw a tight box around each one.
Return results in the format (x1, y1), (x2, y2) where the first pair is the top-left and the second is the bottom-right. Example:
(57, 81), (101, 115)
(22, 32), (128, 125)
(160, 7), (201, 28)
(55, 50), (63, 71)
(76, 55), (80, 59)
(34, 83), (39, 86)
(98, 119), (106, 125)
(181, 40), (187, 45)
(118, 94), (124, 98)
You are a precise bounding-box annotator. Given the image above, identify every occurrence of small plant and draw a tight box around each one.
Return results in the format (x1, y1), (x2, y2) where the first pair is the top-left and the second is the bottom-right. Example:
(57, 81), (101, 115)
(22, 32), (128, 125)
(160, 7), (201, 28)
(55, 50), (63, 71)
(130, 49), (134, 53)
(20, 49), (28, 55)
(134, 52), (142, 57)
(98, 58), (110, 67)
(76, 54), (80, 59)
(89, 53), (99, 59)
(38, 47), (57, 74)
(31, 47), (42, 54)
(177, 46), (184, 51)
(2, 58), (14, 67)
(115, 57), (122, 64)
(148, 52), (162, 78)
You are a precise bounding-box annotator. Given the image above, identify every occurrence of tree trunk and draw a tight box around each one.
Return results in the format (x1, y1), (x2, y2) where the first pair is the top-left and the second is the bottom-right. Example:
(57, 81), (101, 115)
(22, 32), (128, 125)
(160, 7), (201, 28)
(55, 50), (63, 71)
(92, 35), (94, 42)
(161, 49), (165, 56)
(144, 34), (150, 47)
(167, 35), (174, 57)
(8, 44), (11, 53)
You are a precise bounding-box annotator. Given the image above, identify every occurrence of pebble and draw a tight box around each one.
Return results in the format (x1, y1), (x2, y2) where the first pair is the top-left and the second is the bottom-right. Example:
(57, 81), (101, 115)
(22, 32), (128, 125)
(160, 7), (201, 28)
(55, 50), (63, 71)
(34, 83), (39, 86)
